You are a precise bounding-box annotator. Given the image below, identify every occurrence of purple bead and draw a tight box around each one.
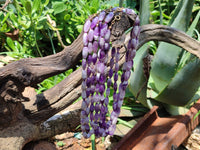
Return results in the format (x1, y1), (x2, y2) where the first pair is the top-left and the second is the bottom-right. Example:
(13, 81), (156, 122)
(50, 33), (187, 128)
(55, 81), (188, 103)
(110, 58), (114, 68)
(88, 29), (94, 42)
(99, 50), (106, 60)
(130, 38), (137, 49)
(128, 40), (132, 50)
(82, 81), (86, 90)
(106, 88), (110, 97)
(94, 26), (99, 40)
(111, 116), (118, 125)
(92, 53), (97, 64)
(85, 123), (90, 132)
(92, 41), (98, 53)
(82, 70), (87, 79)
(126, 50), (130, 61)
(81, 117), (89, 124)
(84, 19), (91, 33)
(111, 47), (115, 57)
(93, 94), (99, 103)
(99, 84), (105, 95)
(125, 70), (131, 81)
(130, 49), (136, 59)
(116, 52), (120, 62)
(91, 16), (99, 29)
(88, 42), (93, 53)
(134, 16), (140, 26)
(126, 8), (136, 15)
(91, 121), (98, 129)
(105, 12), (114, 23)
(119, 89), (125, 99)
(104, 30), (110, 42)
(118, 99), (123, 108)
(122, 81), (128, 89)
(99, 128), (105, 135)
(131, 26), (140, 38)
(90, 102), (95, 111)
(95, 103), (100, 112)
(82, 59), (87, 69)
(81, 110), (87, 118)
(81, 101), (87, 109)
(85, 107), (90, 115)
(94, 113), (100, 121)
(107, 78), (112, 87)
(87, 67), (92, 76)
(113, 92), (118, 100)
(111, 107), (118, 120)
(90, 85), (95, 93)
(112, 7), (119, 11)
(87, 55), (93, 64)
(104, 97), (109, 106)
(99, 37), (105, 49)
(127, 60), (133, 70)
(97, 62), (105, 74)
(86, 88), (91, 97)
(109, 69), (113, 78)
(96, 73), (100, 81)
(115, 63), (119, 71)
(114, 73), (118, 81)
(90, 112), (94, 120)
(108, 124), (116, 135)
(122, 62), (127, 71)
(82, 47), (88, 59)
(99, 94), (105, 101)
(99, 74), (106, 84)
(113, 82), (118, 91)
(99, 11), (106, 22)
(119, 83), (125, 91)
(100, 23), (108, 37)
(83, 33), (88, 46)
(104, 43), (110, 51)
(96, 83), (100, 90)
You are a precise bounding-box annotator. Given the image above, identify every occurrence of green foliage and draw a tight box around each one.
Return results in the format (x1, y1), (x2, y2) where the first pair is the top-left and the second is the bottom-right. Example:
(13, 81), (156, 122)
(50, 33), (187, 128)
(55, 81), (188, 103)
(129, 0), (200, 115)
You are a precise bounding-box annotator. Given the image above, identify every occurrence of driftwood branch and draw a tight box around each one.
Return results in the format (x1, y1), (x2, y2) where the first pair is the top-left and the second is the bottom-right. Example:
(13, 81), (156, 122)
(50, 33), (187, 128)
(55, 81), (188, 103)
(25, 24), (200, 123)
(138, 24), (200, 58)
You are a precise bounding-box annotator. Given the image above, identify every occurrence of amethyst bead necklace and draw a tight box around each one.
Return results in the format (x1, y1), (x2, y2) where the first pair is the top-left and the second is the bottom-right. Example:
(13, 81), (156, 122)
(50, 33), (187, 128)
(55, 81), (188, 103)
(81, 7), (140, 138)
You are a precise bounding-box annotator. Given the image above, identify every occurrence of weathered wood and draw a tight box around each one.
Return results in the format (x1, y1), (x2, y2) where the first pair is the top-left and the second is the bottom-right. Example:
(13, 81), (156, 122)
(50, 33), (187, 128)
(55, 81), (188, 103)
(138, 24), (200, 58)
(0, 31), (83, 87)
(0, 14), (200, 149)
(0, 102), (81, 150)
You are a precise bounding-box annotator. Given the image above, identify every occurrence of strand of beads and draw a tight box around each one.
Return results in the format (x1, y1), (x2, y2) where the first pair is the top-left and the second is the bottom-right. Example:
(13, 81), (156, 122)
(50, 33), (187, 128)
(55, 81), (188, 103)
(81, 7), (140, 138)
(106, 9), (140, 136)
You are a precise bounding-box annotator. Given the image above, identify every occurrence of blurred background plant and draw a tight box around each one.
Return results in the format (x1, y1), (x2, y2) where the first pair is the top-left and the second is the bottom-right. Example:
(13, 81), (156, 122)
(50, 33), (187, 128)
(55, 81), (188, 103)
(0, 0), (200, 137)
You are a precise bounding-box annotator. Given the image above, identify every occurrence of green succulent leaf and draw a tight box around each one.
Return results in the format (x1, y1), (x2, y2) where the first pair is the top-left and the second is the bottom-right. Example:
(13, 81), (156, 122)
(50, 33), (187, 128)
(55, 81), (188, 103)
(155, 58), (200, 106)
(129, 44), (148, 107)
(148, 0), (194, 96)
(139, 0), (149, 25)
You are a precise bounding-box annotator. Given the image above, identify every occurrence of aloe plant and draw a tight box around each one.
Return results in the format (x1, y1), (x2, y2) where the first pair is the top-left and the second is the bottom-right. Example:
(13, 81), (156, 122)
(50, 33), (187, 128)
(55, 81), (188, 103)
(129, 0), (200, 115)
